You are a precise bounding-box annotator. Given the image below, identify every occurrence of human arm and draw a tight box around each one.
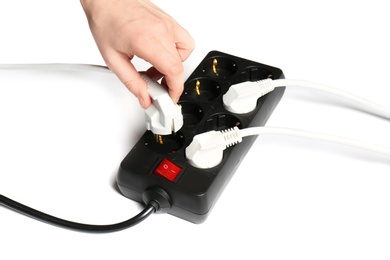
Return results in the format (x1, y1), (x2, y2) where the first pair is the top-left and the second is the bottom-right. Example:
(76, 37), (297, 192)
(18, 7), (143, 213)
(80, 0), (195, 107)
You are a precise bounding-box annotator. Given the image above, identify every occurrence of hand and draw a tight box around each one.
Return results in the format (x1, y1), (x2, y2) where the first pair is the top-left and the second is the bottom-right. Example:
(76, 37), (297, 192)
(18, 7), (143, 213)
(80, 0), (195, 108)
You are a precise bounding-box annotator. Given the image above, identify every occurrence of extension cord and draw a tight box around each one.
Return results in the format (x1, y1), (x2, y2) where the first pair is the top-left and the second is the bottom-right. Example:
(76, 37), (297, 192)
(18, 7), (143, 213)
(116, 51), (286, 223)
(0, 53), (285, 230)
(2, 51), (389, 231)
(1, 51), (389, 231)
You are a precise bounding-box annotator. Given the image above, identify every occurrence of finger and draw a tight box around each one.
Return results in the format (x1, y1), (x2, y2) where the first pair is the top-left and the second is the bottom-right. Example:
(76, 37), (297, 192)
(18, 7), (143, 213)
(142, 45), (184, 103)
(164, 72), (184, 103)
(134, 24), (193, 103)
(145, 67), (176, 103)
(173, 24), (195, 62)
(105, 51), (152, 108)
(151, 25), (194, 101)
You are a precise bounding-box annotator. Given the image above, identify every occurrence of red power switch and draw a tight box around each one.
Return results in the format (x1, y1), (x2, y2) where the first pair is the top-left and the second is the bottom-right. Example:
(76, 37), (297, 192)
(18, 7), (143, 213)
(154, 158), (182, 181)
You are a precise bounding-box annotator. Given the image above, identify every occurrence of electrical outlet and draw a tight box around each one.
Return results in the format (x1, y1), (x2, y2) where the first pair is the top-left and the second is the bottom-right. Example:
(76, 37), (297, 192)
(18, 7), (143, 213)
(116, 50), (285, 223)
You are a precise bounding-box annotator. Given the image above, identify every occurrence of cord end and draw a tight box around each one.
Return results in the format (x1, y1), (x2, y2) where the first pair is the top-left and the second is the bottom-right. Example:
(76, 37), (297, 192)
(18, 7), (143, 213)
(142, 187), (172, 213)
(185, 127), (242, 168)
(223, 79), (275, 114)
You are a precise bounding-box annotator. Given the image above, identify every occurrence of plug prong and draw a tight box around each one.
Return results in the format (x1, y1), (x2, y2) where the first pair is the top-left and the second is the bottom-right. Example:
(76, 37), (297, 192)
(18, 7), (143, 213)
(158, 135), (163, 145)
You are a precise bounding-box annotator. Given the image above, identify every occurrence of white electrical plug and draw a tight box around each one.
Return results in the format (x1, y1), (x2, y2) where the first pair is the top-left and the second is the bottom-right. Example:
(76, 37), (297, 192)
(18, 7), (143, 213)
(222, 79), (275, 114)
(142, 74), (183, 135)
(185, 127), (242, 168)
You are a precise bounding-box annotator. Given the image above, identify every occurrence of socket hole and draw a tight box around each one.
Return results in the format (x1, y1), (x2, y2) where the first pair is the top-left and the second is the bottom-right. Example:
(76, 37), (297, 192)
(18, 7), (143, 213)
(204, 114), (242, 132)
(179, 101), (204, 127)
(202, 57), (238, 78)
(238, 66), (273, 81)
(145, 131), (185, 154)
(184, 78), (221, 102)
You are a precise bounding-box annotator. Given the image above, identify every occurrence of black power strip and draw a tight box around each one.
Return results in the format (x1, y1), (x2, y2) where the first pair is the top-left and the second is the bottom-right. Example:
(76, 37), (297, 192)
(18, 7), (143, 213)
(116, 51), (285, 223)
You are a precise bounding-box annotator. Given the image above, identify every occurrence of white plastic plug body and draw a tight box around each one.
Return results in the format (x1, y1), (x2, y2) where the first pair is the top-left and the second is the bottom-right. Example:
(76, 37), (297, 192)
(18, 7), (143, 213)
(223, 79), (275, 114)
(185, 127), (242, 168)
(142, 74), (183, 135)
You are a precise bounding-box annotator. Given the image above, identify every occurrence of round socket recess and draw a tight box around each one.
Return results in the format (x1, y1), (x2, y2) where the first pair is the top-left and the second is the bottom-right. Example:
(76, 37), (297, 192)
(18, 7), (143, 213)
(145, 131), (185, 154)
(179, 101), (204, 128)
(203, 114), (242, 132)
(238, 66), (274, 82)
(184, 78), (221, 102)
(202, 56), (238, 78)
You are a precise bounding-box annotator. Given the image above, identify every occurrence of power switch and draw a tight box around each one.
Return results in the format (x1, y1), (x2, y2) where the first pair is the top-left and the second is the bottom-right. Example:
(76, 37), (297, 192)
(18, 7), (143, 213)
(154, 158), (182, 181)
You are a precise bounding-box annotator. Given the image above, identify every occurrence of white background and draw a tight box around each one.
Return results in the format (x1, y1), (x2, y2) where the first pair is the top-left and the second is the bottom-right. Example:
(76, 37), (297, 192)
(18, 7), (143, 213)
(1, 1), (390, 259)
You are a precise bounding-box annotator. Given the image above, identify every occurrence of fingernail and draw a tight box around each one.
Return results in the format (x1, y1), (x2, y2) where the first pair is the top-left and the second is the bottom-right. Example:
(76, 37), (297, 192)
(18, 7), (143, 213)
(138, 97), (145, 108)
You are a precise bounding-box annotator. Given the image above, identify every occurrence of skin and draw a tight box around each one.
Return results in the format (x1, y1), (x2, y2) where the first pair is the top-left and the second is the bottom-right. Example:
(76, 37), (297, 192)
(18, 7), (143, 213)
(80, 0), (195, 108)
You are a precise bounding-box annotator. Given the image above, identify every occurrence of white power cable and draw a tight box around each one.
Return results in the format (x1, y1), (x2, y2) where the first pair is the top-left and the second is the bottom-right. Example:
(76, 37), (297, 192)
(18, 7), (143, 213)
(186, 126), (390, 169)
(273, 79), (390, 119)
(0, 63), (112, 73)
(223, 78), (390, 119)
(239, 126), (390, 156)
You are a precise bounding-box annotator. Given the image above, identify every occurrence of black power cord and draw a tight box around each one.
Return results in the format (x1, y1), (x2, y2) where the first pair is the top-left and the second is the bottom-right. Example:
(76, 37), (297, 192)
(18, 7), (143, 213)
(0, 64), (178, 232)
(0, 194), (156, 233)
